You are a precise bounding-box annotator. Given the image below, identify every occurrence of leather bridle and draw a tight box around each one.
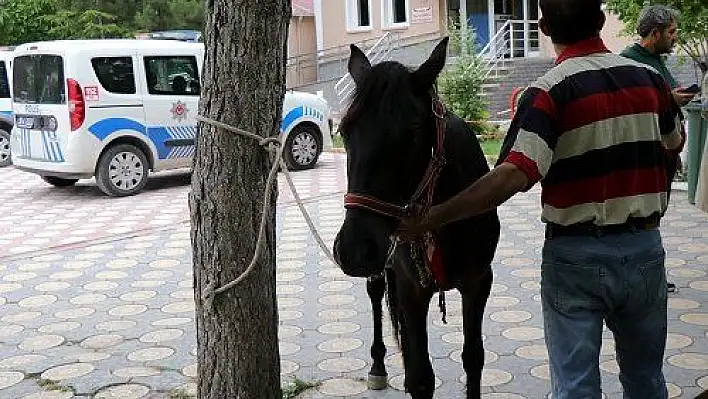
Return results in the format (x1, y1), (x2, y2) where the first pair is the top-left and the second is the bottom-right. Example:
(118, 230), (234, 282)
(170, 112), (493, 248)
(343, 90), (447, 220)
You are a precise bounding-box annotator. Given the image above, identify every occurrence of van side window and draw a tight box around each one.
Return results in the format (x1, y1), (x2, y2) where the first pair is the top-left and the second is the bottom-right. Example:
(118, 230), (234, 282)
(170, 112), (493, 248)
(91, 57), (136, 95)
(144, 56), (200, 96)
(0, 61), (10, 99)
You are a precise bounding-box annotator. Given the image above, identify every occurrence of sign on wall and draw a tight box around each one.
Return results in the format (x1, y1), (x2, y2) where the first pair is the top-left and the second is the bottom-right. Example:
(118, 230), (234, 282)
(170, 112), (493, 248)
(412, 6), (433, 24)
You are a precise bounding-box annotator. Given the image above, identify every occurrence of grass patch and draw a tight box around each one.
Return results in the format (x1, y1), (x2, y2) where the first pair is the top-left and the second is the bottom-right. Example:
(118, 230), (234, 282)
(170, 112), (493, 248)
(168, 388), (194, 399)
(38, 379), (72, 392)
(332, 133), (344, 149)
(480, 138), (502, 157)
(282, 377), (320, 399)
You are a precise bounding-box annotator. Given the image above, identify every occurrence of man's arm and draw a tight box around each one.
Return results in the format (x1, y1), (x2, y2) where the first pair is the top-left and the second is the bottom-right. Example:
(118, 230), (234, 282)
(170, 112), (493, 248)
(672, 89), (696, 107)
(660, 83), (686, 153)
(397, 86), (557, 239)
(421, 162), (529, 230)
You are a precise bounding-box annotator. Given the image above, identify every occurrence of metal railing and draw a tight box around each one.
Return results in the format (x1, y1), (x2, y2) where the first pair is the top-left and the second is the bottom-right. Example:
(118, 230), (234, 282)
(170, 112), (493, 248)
(286, 34), (397, 89)
(478, 19), (540, 79)
(334, 32), (398, 107)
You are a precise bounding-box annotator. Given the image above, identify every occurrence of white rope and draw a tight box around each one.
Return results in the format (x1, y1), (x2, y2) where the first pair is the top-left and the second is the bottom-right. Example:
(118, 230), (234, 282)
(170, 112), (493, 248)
(195, 115), (338, 302)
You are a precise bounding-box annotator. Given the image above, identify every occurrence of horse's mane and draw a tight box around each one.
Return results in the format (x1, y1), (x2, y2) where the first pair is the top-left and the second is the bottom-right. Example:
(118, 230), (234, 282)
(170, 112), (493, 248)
(339, 61), (427, 140)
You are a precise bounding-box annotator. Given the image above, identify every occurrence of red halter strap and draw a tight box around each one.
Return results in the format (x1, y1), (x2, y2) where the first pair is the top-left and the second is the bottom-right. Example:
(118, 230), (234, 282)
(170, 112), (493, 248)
(344, 91), (447, 219)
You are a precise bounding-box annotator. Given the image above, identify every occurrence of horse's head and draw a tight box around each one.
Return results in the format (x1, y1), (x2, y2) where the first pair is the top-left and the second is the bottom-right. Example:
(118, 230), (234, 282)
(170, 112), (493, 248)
(333, 37), (449, 278)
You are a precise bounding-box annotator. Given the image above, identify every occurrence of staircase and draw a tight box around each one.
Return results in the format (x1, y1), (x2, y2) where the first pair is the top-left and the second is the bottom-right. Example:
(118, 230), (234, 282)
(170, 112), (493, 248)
(477, 19), (551, 120)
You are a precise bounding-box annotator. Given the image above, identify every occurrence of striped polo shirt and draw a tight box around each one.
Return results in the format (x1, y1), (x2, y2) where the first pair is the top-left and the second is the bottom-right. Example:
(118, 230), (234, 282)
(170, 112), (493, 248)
(498, 37), (685, 227)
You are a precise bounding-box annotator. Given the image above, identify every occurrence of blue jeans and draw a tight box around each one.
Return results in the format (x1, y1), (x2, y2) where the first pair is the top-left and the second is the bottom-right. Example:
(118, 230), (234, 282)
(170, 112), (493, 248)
(541, 228), (668, 399)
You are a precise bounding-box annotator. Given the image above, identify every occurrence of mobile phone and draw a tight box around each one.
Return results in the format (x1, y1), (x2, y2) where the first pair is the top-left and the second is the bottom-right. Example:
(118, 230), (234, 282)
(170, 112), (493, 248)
(679, 84), (700, 94)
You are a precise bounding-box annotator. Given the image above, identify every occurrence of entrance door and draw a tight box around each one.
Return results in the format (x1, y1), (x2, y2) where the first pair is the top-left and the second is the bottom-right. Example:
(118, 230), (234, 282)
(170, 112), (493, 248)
(492, 0), (539, 57)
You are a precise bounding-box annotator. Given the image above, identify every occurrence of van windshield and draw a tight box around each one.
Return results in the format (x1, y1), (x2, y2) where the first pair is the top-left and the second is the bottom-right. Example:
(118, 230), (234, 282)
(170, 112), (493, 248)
(12, 55), (65, 104)
(0, 61), (9, 99)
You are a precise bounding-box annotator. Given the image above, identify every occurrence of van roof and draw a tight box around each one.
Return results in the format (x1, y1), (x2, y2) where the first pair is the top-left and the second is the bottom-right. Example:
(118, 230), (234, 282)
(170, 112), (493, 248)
(13, 39), (203, 54)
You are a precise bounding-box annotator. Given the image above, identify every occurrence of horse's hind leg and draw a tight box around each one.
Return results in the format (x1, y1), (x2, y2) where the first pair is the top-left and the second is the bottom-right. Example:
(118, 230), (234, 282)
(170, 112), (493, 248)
(366, 272), (388, 390)
(461, 267), (493, 399)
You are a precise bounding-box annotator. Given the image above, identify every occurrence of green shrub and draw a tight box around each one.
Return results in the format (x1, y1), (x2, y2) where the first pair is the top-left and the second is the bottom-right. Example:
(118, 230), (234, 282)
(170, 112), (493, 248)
(437, 20), (490, 133)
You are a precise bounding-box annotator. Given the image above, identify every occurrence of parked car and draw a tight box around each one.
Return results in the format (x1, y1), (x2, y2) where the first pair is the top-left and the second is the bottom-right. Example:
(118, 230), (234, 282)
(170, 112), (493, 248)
(10, 39), (333, 196)
(0, 50), (13, 167)
(145, 30), (202, 43)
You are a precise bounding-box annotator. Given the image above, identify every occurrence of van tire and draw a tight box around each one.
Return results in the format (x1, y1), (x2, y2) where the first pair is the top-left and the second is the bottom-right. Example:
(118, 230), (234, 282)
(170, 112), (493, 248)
(41, 176), (78, 187)
(283, 125), (321, 171)
(96, 144), (150, 197)
(0, 129), (11, 167)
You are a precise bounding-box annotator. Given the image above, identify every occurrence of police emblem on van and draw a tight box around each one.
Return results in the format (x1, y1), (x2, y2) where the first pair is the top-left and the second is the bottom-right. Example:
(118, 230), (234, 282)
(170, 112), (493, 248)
(170, 101), (189, 122)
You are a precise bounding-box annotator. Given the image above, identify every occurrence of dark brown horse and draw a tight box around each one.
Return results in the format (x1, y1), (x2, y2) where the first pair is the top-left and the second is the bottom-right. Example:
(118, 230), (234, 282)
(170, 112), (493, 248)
(333, 38), (500, 399)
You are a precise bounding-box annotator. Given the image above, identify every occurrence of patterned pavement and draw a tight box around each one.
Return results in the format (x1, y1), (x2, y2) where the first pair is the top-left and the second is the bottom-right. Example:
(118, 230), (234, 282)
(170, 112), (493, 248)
(0, 153), (707, 398)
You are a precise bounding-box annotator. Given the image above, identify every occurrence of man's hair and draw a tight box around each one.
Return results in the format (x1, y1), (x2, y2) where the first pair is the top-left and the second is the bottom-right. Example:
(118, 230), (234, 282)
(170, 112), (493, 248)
(637, 5), (679, 38)
(539, 0), (604, 45)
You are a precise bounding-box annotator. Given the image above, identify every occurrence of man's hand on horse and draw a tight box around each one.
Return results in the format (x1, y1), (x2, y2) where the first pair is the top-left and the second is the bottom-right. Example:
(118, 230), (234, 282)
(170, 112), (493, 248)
(395, 214), (432, 242)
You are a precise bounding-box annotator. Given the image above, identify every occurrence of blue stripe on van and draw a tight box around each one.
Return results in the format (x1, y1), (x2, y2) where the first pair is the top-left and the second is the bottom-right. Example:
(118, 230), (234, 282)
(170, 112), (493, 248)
(41, 131), (52, 161)
(88, 118), (197, 160)
(89, 118), (147, 138)
(281, 106), (304, 133)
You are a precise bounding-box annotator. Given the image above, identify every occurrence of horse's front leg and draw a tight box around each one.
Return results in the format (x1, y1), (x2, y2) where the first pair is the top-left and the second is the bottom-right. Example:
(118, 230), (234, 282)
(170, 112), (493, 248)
(461, 267), (493, 399)
(366, 271), (388, 390)
(397, 274), (435, 399)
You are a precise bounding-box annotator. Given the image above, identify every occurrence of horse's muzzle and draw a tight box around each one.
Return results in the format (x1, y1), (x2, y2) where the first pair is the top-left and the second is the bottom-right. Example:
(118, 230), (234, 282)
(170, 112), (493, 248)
(333, 230), (383, 278)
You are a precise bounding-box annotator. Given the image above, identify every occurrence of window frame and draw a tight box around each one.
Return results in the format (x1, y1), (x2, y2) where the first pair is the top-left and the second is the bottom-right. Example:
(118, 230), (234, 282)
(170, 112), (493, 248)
(382, 0), (410, 29)
(90, 56), (137, 95)
(143, 55), (201, 96)
(12, 54), (66, 105)
(0, 61), (10, 99)
(345, 0), (373, 32)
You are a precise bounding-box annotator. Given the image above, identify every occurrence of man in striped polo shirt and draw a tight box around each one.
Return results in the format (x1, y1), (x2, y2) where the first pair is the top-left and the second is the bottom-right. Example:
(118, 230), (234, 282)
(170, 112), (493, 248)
(398, 0), (684, 397)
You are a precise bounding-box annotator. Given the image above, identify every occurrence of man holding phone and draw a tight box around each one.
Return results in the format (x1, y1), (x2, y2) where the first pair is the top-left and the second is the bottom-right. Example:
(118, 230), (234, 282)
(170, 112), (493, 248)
(621, 5), (697, 106)
(621, 5), (695, 293)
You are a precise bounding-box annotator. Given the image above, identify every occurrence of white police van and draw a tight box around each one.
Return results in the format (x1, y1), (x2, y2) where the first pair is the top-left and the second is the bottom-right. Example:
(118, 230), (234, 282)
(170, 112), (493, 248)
(0, 50), (12, 167)
(10, 39), (333, 196)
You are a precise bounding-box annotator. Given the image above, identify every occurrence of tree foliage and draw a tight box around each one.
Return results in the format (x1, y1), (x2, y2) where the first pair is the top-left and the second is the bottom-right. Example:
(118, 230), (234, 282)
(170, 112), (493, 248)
(46, 10), (131, 41)
(606, 0), (708, 69)
(0, 0), (204, 46)
(437, 20), (490, 132)
(0, 0), (58, 45)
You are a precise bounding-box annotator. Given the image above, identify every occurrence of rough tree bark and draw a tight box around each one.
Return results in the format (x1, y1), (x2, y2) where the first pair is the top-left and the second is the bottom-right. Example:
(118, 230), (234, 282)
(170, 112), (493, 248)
(189, 1), (291, 398)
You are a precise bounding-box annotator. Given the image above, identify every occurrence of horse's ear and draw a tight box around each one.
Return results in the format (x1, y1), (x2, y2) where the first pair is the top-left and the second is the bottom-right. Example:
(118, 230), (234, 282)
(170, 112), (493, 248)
(348, 44), (371, 86)
(413, 37), (449, 90)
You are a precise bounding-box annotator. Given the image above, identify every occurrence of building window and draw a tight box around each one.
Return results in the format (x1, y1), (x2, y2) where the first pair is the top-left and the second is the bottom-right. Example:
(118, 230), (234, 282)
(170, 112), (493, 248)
(347, 0), (372, 30)
(393, 0), (407, 23)
(383, 0), (409, 28)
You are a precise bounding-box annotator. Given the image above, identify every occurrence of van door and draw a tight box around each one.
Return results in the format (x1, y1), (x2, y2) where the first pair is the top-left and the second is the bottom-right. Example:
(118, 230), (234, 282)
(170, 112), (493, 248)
(0, 56), (12, 166)
(85, 54), (145, 144)
(11, 53), (71, 164)
(0, 56), (11, 116)
(138, 53), (200, 171)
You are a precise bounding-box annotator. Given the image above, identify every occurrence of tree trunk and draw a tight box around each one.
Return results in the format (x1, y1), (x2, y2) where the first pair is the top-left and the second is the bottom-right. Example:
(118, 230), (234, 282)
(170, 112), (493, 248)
(190, 1), (290, 398)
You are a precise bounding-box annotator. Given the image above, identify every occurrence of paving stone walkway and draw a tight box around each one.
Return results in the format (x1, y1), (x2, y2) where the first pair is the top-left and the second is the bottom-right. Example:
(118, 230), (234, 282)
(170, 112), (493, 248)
(0, 153), (706, 398)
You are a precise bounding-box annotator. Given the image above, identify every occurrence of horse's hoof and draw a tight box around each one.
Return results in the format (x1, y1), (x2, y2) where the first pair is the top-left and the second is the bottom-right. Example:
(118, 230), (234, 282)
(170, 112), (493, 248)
(368, 373), (388, 390)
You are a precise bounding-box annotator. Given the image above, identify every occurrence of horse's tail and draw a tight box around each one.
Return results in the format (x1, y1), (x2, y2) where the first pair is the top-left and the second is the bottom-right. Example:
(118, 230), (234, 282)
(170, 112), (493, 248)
(384, 267), (402, 349)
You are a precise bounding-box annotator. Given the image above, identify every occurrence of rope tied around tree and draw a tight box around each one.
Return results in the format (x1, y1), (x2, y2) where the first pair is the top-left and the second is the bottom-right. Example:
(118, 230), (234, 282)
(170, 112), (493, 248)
(195, 115), (338, 309)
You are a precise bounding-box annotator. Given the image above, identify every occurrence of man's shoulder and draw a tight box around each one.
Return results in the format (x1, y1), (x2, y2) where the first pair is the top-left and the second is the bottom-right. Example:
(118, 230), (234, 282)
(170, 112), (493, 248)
(532, 53), (644, 90)
(620, 43), (640, 58)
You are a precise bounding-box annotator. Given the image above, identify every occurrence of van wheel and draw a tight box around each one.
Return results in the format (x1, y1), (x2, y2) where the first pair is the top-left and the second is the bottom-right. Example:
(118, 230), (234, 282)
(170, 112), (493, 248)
(41, 176), (78, 187)
(96, 144), (149, 197)
(283, 125), (321, 171)
(0, 129), (11, 167)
